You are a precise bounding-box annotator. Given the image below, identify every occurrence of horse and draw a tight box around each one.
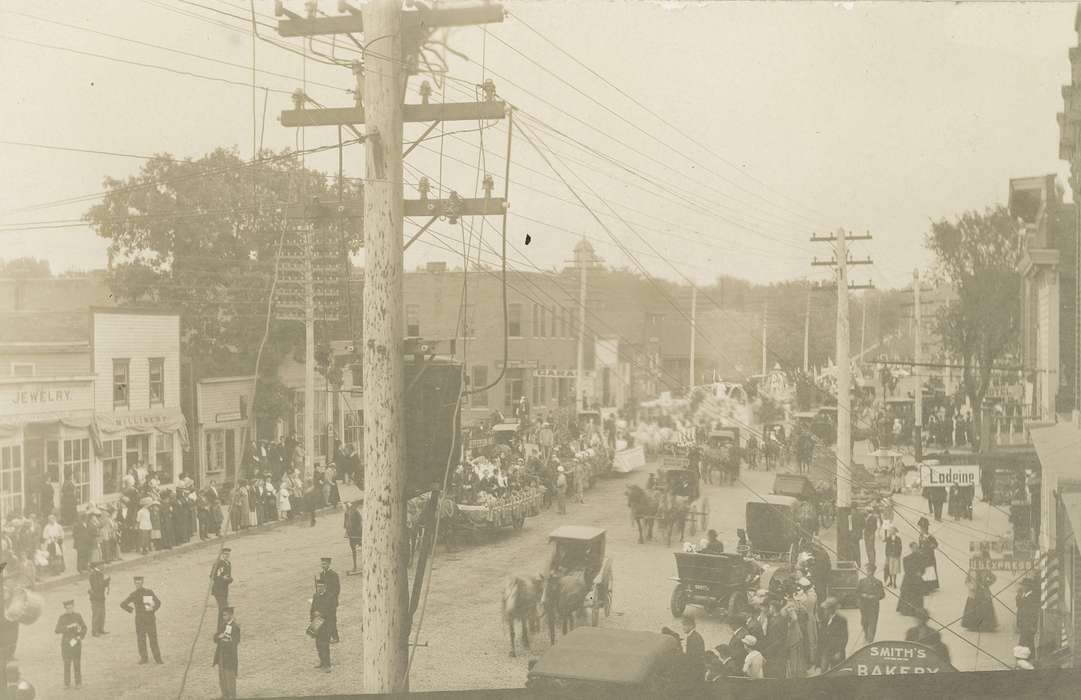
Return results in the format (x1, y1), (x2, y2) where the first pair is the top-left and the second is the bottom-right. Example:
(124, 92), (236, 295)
(657, 493), (690, 546)
(625, 484), (659, 544)
(501, 574), (543, 657)
(542, 571), (589, 644)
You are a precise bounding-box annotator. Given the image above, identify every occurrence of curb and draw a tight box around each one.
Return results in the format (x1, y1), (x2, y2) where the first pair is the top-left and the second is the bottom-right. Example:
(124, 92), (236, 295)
(32, 505), (344, 593)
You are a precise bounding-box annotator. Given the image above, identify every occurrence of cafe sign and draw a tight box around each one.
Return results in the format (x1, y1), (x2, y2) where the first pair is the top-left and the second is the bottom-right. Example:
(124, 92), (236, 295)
(825, 641), (956, 677)
(920, 464), (980, 488)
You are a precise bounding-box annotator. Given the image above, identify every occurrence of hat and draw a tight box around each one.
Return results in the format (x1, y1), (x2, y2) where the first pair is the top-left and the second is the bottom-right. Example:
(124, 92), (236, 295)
(557, 466), (564, 473)
(320, 557), (332, 564)
(797, 577), (811, 588)
(1013, 646), (1031, 660)
(741, 635), (757, 647)
(133, 576), (144, 583)
(62, 599), (74, 606)
(222, 606), (235, 614)
(139, 497), (152, 506)
(221, 548), (232, 554)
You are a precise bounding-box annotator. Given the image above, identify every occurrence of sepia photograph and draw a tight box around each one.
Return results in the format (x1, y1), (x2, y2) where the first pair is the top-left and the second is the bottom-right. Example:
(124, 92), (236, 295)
(1, 1), (1081, 698)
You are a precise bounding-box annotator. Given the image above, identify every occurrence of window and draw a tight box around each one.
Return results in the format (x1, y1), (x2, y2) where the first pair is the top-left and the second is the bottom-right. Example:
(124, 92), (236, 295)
(205, 429), (236, 479)
(155, 433), (174, 484)
(315, 390), (328, 460)
(63, 438), (91, 505)
(101, 439), (123, 495)
(539, 305), (547, 337)
(125, 434), (149, 469)
(648, 313), (665, 326)
(570, 308), (579, 339)
(46, 440), (60, 482)
(149, 358), (165, 405)
(293, 389), (305, 439)
(531, 304), (539, 337)
(508, 303), (523, 337)
(532, 368), (547, 406)
(559, 308), (568, 338)
(471, 365), (488, 406)
(10, 363), (34, 377)
(0, 445), (23, 517)
(504, 369), (524, 410)
(406, 304), (420, 337)
(350, 363), (362, 388)
(344, 410), (363, 451)
(113, 359), (130, 408)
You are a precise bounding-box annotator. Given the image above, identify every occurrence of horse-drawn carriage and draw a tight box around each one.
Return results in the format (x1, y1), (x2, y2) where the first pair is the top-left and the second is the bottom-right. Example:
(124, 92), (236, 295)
(438, 486), (545, 545)
(667, 551), (762, 619)
(543, 526), (614, 641)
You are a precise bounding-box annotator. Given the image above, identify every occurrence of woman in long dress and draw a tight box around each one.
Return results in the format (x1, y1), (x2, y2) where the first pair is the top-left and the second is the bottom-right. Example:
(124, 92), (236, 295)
(783, 595), (806, 678)
(917, 518), (940, 593)
(795, 578), (818, 669)
(961, 570), (998, 632)
(898, 542), (925, 616)
(884, 527), (903, 588)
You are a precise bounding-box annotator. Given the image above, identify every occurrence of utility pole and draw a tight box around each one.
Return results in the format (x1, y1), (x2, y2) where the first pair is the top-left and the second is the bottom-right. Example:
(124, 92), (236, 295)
(304, 223), (315, 478)
(860, 295), (867, 360)
(913, 268), (923, 462)
(689, 285), (697, 388)
(812, 229), (873, 563)
(575, 239), (593, 411)
(275, 2), (506, 691)
(803, 291), (811, 373)
(761, 299), (768, 375)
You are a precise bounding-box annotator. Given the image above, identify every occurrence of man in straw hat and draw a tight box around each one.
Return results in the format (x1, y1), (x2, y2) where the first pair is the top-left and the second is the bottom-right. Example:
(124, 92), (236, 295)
(88, 561), (110, 637)
(120, 576), (162, 664)
(213, 606), (241, 698)
(54, 598), (87, 689)
(210, 548), (234, 633)
(554, 463), (567, 515)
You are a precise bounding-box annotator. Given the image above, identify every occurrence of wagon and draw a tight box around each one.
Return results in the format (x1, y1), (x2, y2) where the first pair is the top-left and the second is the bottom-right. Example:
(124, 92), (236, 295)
(546, 526), (613, 627)
(667, 551), (762, 619)
(439, 486), (544, 545)
(656, 465), (710, 535)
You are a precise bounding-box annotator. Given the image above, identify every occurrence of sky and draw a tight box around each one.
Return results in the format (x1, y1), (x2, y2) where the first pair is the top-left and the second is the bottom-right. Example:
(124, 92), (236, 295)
(0, 0), (1076, 290)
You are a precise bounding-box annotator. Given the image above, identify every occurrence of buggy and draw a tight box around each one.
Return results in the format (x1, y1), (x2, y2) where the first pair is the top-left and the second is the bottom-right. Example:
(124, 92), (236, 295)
(545, 526), (614, 627)
(668, 551), (762, 618)
(656, 466), (710, 535)
(745, 495), (802, 561)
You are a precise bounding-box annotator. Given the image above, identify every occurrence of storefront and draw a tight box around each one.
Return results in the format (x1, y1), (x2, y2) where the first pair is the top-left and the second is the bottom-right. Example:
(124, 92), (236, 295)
(193, 376), (252, 487)
(92, 408), (188, 499)
(0, 376), (95, 517)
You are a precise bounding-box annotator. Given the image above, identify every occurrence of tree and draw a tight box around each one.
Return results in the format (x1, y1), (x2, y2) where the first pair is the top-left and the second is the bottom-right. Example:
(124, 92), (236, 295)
(84, 147), (361, 379)
(0, 257), (50, 277)
(926, 205), (1020, 444)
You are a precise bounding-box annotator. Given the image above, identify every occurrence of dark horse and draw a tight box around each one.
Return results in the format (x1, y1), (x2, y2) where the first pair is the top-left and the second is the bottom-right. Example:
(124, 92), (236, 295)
(657, 492), (690, 546)
(501, 574), (543, 657)
(543, 572), (589, 644)
(626, 484), (659, 544)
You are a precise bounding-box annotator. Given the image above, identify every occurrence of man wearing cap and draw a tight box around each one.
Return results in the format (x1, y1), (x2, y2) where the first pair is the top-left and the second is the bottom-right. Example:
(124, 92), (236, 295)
(316, 557), (341, 644)
(554, 464), (567, 515)
(856, 562), (885, 644)
(210, 549), (234, 632)
(213, 606), (241, 698)
(681, 614), (705, 682)
(741, 635), (764, 679)
(1017, 577), (1040, 658)
(120, 576), (163, 664)
(701, 530), (724, 555)
(88, 561), (110, 637)
(54, 599), (87, 689)
(818, 597), (848, 672)
(310, 581), (334, 671)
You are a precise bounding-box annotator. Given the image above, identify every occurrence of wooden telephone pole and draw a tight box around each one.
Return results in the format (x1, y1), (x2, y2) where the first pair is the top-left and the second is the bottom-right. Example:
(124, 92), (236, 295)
(689, 285), (697, 388)
(276, 1), (505, 692)
(812, 229), (873, 563)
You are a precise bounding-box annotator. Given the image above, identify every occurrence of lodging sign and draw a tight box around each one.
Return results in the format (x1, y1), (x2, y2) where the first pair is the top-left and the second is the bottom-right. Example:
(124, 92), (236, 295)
(824, 641), (956, 677)
(919, 463), (979, 488)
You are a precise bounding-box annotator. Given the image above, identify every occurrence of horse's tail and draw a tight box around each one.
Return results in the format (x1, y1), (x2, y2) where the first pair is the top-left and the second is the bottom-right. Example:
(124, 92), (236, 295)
(502, 576), (520, 621)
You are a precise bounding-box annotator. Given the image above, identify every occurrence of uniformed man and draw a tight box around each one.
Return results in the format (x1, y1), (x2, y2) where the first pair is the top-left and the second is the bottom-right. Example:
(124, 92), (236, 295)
(316, 557), (341, 644)
(210, 548), (234, 631)
(54, 599), (87, 689)
(88, 561), (110, 636)
(213, 606), (241, 699)
(310, 581), (334, 672)
(120, 575), (163, 664)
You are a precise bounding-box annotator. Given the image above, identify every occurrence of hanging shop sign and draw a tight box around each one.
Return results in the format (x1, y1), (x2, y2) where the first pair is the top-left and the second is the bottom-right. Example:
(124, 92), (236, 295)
(969, 556), (1037, 572)
(919, 463), (979, 487)
(824, 641), (956, 677)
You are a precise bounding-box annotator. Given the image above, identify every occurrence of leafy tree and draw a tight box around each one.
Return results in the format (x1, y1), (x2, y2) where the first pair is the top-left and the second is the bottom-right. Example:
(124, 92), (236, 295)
(84, 147), (361, 379)
(926, 205), (1020, 443)
(0, 257), (50, 277)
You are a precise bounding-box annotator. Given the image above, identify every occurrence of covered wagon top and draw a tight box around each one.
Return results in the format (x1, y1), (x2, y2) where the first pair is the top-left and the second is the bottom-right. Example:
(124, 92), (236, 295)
(528, 627), (679, 686)
(491, 422), (522, 432)
(548, 525), (606, 542)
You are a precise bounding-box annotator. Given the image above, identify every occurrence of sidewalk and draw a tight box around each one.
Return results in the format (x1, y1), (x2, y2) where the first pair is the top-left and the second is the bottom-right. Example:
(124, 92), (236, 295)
(32, 504), (344, 593)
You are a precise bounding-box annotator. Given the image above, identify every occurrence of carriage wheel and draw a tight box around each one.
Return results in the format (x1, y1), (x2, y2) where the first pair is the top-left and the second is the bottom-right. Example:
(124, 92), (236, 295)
(699, 497), (710, 532)
(605, 573), (613, 618)
(670, 586), (688, 617)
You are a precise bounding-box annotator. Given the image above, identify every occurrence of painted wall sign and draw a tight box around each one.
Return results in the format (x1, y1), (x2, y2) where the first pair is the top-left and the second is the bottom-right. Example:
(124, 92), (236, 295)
(825, 641), (956, 677)
(919, 464), (979, 487)
(534, 368), (592, 378)
(969, 557), (1037, 572)
(1, 380), (93, 417)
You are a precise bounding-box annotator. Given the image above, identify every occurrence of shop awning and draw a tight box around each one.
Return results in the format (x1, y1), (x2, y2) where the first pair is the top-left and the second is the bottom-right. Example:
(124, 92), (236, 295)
(0, 413), (94, 439)
(93, 408), (190, 452)
(1030, 422), (1081, 481)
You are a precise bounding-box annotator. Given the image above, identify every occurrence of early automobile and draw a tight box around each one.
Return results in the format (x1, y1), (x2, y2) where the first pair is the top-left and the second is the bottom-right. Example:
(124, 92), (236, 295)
(668, 551), (762, 618)
(526, 627), (695, 698)
(745, 494), (802, 561)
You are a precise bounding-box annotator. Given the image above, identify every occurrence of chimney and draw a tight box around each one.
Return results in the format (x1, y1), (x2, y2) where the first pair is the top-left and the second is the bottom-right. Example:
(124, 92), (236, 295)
(426, 261), (447, 273)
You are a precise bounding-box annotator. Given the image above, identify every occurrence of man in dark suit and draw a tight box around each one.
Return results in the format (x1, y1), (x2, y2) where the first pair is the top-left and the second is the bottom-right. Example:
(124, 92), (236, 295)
(1017, 578), (1040, 657)
(317, 557), (341, 643)
(88, 561), (110, 636)
(819, 597), (848, 671)
(310, 581), (334, 671)
(857, 562), (886, 643)
(727, 612), (764, 670)
(54, 599), (87, 689)
(119, 576), (163, 664)
(213, 606), (241, 698)
(210, 549), (234, 632)
(761, 597), (789, 679)
(681, 614), (705, 682)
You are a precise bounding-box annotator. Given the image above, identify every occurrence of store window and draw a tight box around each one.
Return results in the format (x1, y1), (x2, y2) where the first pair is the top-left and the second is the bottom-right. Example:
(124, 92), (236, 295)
(113, 359), (130, 408)
(155, 433), (174, 484)
(149, 357), (165, 405)
(63, 438), (91, 505)
(101, 439), (123, 495)
(406, 304), (421, 337)
(126, 434), (149, 469)
(0, 445), (23, 516)
(504, 369), (524, 410)
(46, 440), (60, 482)
(205, 429), (236, 478)
(471, 365), (488, 406)
(559, 308), (568, 338)
(344, 409), (363, 451)
(293, 390), (304, 439)
(508, 303), (523, 337)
